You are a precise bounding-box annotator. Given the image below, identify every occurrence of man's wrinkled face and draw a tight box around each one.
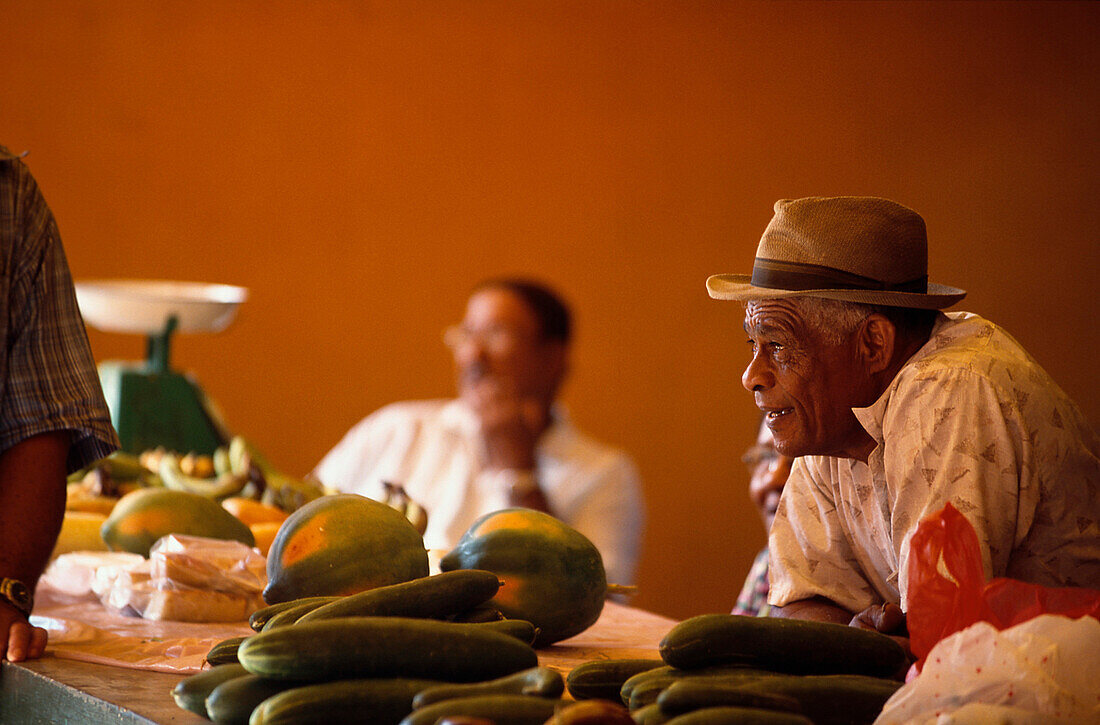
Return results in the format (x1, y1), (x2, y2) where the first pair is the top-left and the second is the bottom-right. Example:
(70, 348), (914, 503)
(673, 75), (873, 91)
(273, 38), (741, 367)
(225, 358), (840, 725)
(448, 288), (563, 404)
(741, 299), (869, 459)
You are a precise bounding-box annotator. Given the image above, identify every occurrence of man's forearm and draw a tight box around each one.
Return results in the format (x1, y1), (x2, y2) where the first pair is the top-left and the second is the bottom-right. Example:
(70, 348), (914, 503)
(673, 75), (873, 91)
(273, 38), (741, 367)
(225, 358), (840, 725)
(0, 430), (69, 661)
(769, 595), (853, 624)
(0, 431), (70, 586)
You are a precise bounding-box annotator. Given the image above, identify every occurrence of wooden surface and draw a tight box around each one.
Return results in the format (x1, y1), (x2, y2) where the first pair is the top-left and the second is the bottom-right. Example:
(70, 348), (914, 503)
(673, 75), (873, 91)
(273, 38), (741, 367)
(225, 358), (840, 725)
(7, 601), (677, 724)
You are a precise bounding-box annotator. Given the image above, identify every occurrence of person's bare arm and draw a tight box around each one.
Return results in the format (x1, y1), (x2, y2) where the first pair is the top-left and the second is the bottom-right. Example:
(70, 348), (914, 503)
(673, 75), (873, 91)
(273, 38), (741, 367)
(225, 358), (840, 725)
(0, 430), (69, 661)
(467, 380), (552, 513)
(769, 595), (854, 625)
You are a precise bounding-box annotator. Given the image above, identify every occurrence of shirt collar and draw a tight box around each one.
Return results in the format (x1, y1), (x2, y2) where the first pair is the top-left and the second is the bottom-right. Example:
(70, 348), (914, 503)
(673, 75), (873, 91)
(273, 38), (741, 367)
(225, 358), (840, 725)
(852, 311), (954, 443)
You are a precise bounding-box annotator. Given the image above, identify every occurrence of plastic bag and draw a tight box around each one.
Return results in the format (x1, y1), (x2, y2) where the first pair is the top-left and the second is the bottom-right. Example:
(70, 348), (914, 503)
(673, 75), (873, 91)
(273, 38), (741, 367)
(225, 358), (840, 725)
(40, 551), (145, 596)
(875, 615), (1100, 724)
(906, 502), (1100, 670)
(149, 533), (267, 595)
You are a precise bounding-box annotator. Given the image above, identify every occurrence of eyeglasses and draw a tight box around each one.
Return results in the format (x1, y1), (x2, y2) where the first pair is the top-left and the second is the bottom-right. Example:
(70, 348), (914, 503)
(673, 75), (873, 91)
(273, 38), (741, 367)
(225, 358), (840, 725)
(443, 324), (534, 354)
(741, 444), (780, 470)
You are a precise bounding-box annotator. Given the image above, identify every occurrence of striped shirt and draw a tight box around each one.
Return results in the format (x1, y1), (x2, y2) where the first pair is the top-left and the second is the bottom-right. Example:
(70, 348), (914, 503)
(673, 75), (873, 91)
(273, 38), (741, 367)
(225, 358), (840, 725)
(0, 147), (118, 471)
(731, 546), (771, 617)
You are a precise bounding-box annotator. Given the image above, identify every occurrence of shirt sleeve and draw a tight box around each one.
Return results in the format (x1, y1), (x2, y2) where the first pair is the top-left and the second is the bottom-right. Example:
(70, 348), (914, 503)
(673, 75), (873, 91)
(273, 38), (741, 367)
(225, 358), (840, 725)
(1, 158), (118, 471)
(556, 453), (645, 587)
(767, 456), (880, 613)
(311, 404), (406, 498)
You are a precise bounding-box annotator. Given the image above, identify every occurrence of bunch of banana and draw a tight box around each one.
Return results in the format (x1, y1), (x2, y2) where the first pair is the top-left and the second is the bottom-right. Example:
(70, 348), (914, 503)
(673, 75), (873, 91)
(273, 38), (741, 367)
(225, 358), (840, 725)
(158, 450), (250, 499)
(224, 436), (326, 514)
(382, 481), (429, 535)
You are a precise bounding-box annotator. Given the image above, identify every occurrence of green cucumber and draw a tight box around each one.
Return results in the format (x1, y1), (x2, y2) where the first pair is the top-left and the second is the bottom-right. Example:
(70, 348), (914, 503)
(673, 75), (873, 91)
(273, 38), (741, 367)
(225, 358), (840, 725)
(621, 665), (674, 703)
(632, 703), (670, 725)
(206, 674), (302, 725)
(448, 602), (505, 623)
(729, 674), (902, 725)
(621, 665), (775, 708)
(250, 597), (339, 631)
(659, 614), (906, 677)
(411, 667), (563, 708)
(299, 570), (502, 623)
(565, 658), (664, 701)
(398, 695), (561, 725)
(238, 616), (538, 682)
(663, 707), (813, 725)
(206, 636), (251, 666)
(656, 680), (803, 716)
(248, 678), (443, 725)
(171, 663), (249, 718)
(262, 599), (342, 631)
(629, 677), (675, 711)
(469, 618), (539, 645)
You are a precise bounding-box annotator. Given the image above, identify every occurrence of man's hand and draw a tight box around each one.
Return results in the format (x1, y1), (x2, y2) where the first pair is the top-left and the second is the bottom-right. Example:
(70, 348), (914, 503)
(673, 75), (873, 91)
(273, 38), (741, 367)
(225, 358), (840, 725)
(465, 378), (553, 512)
(466, 378), (548, 471)
(849, 601), (906, 634)
(1, 602), (47, 662)
(850, 602), (913, 669)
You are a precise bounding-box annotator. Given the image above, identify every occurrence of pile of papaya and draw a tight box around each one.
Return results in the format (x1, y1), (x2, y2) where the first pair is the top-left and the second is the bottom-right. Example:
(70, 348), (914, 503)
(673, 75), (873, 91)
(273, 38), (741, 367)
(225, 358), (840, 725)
(565, 613), (908, 725)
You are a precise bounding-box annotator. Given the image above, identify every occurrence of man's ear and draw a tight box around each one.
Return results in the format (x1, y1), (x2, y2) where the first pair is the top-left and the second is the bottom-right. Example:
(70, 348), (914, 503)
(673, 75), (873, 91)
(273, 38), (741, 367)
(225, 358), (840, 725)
(542, 341), (570, 391)
(857, 314), (896, 375)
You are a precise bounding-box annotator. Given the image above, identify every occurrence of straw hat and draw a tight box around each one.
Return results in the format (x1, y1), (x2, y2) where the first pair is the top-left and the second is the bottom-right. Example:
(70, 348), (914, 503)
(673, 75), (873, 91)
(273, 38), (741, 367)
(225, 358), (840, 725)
(706, 196), (966, 309)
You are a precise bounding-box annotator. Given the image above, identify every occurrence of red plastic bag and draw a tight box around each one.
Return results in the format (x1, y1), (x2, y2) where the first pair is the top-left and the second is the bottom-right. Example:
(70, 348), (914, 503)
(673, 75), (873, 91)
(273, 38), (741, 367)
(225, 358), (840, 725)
(906, 502), (1100, 670)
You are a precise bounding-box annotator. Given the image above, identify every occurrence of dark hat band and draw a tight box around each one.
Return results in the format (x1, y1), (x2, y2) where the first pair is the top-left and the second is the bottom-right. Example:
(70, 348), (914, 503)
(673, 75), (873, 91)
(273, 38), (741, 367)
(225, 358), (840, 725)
(750, 257), (928, 293)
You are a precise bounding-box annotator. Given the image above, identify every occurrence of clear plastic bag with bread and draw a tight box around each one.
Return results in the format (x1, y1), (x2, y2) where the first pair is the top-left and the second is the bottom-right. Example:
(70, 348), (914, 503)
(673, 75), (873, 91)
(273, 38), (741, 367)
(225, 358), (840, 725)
(140, 534), (267, 622)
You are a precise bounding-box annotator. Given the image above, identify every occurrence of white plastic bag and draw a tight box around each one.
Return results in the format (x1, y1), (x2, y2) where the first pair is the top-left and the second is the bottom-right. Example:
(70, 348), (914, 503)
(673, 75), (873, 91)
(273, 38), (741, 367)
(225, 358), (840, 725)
(40, 551), (145, 596)
(875, 615), (1100, 724)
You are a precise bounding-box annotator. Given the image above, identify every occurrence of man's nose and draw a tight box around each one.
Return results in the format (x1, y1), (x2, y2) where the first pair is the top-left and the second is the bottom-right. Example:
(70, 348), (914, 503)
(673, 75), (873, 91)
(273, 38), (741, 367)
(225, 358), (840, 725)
(453, 336), (488, 364)
(742, 351), (772, 392)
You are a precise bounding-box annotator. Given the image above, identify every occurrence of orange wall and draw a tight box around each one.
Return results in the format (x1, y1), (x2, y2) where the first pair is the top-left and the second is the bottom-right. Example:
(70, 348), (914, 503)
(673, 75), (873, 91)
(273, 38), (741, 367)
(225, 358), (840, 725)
(4, 1), (1097, 621)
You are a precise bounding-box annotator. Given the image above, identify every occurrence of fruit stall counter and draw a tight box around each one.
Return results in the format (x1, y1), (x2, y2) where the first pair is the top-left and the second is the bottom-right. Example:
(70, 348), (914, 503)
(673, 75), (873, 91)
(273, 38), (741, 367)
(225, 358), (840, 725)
(0, 601), (676, 723)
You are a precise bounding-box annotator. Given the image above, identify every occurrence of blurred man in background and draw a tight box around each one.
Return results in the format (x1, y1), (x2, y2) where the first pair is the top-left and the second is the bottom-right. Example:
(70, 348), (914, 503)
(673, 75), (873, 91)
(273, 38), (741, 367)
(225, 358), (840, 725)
(0, 147), (119, 661)
(313, 278), (645, 585)
(732, 417), (794, 617)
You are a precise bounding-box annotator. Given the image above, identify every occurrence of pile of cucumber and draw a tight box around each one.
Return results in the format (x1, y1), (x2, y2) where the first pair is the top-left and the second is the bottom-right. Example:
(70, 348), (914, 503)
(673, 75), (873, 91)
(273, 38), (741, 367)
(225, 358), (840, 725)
(565, 614), (909, 725)
(173, 569), (571, 724)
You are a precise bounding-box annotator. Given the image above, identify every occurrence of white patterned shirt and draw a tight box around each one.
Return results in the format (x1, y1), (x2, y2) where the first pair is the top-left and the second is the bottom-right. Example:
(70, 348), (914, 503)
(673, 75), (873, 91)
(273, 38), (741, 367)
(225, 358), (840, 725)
(768, 311), (1100, 613)
(312, 399), (645, 585)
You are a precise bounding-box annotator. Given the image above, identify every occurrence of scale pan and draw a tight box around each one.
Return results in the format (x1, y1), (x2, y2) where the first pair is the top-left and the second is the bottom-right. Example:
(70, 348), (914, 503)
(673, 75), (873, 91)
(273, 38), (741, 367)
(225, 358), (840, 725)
(74, 279), (248, 335)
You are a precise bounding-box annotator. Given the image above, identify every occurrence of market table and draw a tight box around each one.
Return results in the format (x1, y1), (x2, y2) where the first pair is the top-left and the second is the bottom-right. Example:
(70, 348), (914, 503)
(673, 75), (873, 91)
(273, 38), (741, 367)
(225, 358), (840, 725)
(0, 600), (677, 724)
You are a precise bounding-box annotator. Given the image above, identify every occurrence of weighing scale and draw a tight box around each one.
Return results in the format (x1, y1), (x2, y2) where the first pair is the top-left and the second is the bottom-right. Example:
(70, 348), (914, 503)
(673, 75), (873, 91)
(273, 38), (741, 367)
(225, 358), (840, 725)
(74, 280), (249, 456)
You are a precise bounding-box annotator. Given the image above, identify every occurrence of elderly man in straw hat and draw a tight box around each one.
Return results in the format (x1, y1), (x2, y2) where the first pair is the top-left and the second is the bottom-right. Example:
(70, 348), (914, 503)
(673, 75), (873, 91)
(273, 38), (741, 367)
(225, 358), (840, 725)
(708, 196), (1099, 642)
